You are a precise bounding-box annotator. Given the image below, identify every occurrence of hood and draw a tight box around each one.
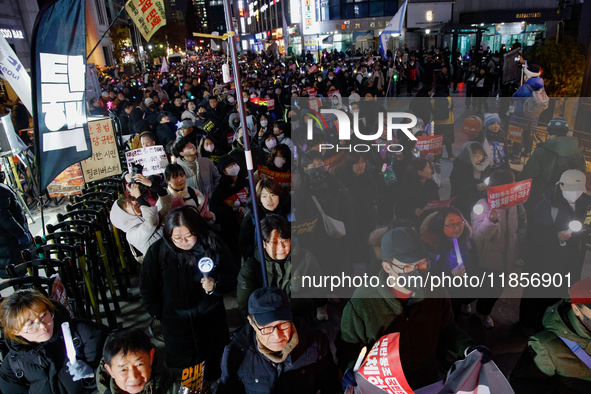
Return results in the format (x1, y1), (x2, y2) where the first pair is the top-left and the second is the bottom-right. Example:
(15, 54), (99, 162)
(525, 77), (545, 91)
(456, 141), (485, 167)
(540, 136), (580, 156)
(110, 200), (143, 233)
(420, 211), (473, 251)
(229, 113), (241, 131)
(542, 299), (591, 345)
(130, 107), (144, 123)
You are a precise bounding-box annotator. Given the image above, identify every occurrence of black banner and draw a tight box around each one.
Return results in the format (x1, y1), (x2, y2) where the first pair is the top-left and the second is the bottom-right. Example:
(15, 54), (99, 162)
(32, 0), (91, 191)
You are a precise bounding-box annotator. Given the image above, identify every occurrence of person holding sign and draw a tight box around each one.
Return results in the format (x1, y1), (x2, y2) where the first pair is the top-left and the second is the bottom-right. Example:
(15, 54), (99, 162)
(450, 141), (490, 221)
(396, 157), (440, 228)
(0, 290), (110, 394)
(471, 170), (527, 329)
(520, 170), (591, 333)
(97, 328), (182, 394)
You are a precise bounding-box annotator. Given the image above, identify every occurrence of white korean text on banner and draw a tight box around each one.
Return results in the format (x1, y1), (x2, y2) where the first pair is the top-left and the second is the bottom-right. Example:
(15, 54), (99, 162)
(0, 35), (32, 114)
(32, 0), (91, 191)
(125, 0), (167, 42)
(487, 179), (532, 210)
(80, 118), (121, 182)
(125, 145), (169, 176)
(415, 135), (443, 156)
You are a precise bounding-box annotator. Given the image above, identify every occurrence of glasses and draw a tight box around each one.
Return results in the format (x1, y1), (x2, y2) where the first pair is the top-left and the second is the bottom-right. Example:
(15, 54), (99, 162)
(445, 221), (465, 230)
(391, 259), (431, 274)
(266, 238), (291, 247)
(20, 311), (54, 334)
(172, 234), (196, 244)
(254, 321), (291, 335)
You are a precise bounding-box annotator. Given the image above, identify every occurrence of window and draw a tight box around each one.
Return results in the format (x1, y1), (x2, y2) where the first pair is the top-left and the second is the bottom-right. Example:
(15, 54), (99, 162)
(384, 1), (397, 15)
(369, 1), (383, 17)
(329, 4), (340, 19)
(94, 0), (106, 25)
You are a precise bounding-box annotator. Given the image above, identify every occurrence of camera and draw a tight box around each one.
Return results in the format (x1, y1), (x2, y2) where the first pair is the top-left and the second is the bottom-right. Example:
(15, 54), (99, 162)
(129, 163), (144, 184)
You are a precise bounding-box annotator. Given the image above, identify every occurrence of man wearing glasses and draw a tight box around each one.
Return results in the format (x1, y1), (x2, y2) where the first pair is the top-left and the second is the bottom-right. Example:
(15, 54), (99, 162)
(216, 287), (340, 394)
(338, 227), (475, 390)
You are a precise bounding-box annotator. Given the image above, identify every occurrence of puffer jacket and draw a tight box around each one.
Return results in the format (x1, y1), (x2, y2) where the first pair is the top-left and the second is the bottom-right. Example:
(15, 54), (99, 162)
(471, 197), (527, 272)
(0, 311), (109, 394)
(109, 193), (172, 255)
(176, 155), (221, 196)
(96, 356), (182, 394)
(216, 318), (340, 394)
(510, 299), (591, 393)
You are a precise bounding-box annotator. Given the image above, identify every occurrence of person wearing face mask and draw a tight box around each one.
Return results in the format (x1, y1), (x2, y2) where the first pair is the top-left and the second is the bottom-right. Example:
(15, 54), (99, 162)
(520, 170), (591, 334)
(450, 141), (490, 221)
(273, 120), (293, 149)
(198, 136), (223, 165)
(255, 114), (272, 146)
(262, 132), (278, 155)
(218, 127), (266, 182)
(172, 137), (221, 196)
(338, 227), (475, 391)
(473, 112), (508, 169)
(264, 144), (291, 174)
(511, 278), (591, 393)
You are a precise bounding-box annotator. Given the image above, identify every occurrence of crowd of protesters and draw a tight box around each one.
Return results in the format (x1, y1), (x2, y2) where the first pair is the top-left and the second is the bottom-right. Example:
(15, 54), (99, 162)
(1, 39), (591, 394)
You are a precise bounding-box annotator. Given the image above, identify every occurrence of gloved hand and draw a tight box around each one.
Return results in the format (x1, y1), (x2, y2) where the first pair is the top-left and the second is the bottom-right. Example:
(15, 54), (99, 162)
(17, 234), (31, 246)
(67, 360), (94, 381)
(342, 368), (357, 391)
(466, 345), (493, 364)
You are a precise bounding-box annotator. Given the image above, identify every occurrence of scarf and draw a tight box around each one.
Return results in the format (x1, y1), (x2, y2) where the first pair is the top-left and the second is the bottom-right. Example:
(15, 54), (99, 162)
(256, 323), (299, 363)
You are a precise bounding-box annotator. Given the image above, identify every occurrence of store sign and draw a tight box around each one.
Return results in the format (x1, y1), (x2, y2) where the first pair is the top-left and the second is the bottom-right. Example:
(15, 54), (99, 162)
(302, 0), (317, 34)
(407, 2), (452, 28)
(516, 12), (541, 19)
(0, 28), (24, 39)
(495, 22), (526, 35)
(290, 0), (301, 25)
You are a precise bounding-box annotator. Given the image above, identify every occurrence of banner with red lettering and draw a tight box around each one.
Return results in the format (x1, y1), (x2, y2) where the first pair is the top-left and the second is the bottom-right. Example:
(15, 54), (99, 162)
(355, 333), (415, 394)
(507, 125), (523, 143)
(224, 187), (249, 207)
(308, 64), (318, 73)
(423, 197), (456, 211)
(487, 178), (532, 210)
(323, 151), (346, 173)
(125, 0), (167, 42)
(415, 135), (443, 156)
(309, 97), (321, 112)
(258, 165), (291, 188)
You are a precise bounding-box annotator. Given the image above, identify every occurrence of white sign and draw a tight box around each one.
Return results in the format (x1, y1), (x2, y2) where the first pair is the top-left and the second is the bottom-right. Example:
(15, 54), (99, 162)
(290, 0), (301, 25)
(0, 28), (24, 40)
(125, 145), (169, 176)
(495, 22), (526, 36)
(406, 2), (452, 28)
(0, 35), (32, 114)
(302, 0), (317, 34)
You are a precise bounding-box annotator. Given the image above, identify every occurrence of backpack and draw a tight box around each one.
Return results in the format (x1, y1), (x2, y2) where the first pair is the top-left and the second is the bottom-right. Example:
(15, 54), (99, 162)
(523, 84), (549, 119)
(432, 97), (450, 121)
(492, 59), (501, 74)
(129, 131), (153, 150)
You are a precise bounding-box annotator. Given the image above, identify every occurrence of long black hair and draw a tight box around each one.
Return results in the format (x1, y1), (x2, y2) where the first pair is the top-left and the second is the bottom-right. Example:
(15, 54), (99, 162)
(428, 206), (472, 247)
(164, 206), (221, 255)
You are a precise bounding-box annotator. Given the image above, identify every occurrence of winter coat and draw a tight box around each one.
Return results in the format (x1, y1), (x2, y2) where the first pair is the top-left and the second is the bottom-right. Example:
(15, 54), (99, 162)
(276, 133), (293, 150)
(216, 318), (340, 394)
(512, 77), (545, 120)
(176, 155), (221, 196)
(96, 356), (182, 394)
(109, 193), (172, 255)
(396, 178), (440, 228)
(236, 246), (323, 318)
(337, 270), (474, 389)
(510, 299), (591, 394)
(471, 197), (527, 272)
(218, 141), (267, 181)
(0, 183), (30, 270)
(156, 122), (176, 148)
(450, 141), (488, 220)
(517, 136), (586, 214)
(0, 311), (109, 394)
(181, 109), (198, 123)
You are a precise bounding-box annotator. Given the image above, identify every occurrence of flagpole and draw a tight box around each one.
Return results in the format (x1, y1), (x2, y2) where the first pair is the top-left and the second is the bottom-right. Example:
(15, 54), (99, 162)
(87, 4), (127, 61)
(222, 0), (269, 287)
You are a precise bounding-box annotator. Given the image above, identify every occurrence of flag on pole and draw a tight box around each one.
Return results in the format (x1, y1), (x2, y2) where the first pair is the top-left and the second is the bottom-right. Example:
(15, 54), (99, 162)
(160, 57), (168, 73)
(379, 0), (407, 59)
(125, 0), (167, 42)
(0, 35), (32, 114)
(32, 0), (91, 191)
(211, 31), (220, 51)
(322, 35), (334, 44)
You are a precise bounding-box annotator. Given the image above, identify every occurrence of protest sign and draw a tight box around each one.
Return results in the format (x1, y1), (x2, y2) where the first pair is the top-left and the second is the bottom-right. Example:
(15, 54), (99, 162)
(47, 164), (84, 198)
(487, 178), (532, 210)
(415, 135), (443, 156)
(507, 125), (523, 143)
(181, 361), (204, 391)
(80, 118), (121, 182)
(323, 151), (346, 173)
(225, 187), (249, 207)
(258, 165), (291, 188)
(125, 0), (166, 42)
(199, 192), (209, 217)
(423, 197), (456, 211)
(309, 97), (321, 112)
(292, 217), (318, 235)
(125, 145), (169, 176)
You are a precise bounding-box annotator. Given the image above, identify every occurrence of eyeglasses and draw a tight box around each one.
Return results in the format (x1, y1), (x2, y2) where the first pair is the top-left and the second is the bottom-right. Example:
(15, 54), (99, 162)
(266, 238), (291, 247)
(253, 321), (291, 335)
(172, 233), (196, 244)
(391, 259), (431, 274)
(445, 221), (465, 230)
(20, 311), (54, 334)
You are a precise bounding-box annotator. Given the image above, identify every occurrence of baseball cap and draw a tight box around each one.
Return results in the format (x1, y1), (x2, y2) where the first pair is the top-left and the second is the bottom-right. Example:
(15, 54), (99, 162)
(178, 120), (193, 130)
(557, 170), (587, 192)
(248, 287), (292, 326)
(569, 278), (591, 308)
(144, 97), (153, 105)
(381, 227), (436, 264)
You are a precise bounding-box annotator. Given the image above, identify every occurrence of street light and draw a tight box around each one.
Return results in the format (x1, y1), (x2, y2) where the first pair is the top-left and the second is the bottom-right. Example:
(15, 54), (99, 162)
(148, 44), (153, 50)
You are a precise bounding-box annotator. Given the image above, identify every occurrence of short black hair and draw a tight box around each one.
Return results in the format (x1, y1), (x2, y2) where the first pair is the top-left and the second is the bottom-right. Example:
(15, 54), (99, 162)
(122, 101), (133, 110)
(260, 214), (291, 242)
(164, 163), (186, 182)
(103, 328), (153, 367)
(172, 137), (191, 158)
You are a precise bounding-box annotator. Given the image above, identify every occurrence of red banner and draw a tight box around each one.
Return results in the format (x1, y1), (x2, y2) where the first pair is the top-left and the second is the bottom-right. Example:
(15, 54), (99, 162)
(415, 135), (443, 156)
(258, 165), (291, 188)
(224, 187), (249, 207)
(199, 192), (209, 217)
(507, 125), (523, 143)
(487, 178), (532, 210)
(308, 64), (318, 73)
(309, 97), (321, 112)
(323, 151), (346, 173)
(305, 87), (318, 98)
(226, 131), (235, 146)
(356, 333), (415, 394)
(423, 197), (456, 211)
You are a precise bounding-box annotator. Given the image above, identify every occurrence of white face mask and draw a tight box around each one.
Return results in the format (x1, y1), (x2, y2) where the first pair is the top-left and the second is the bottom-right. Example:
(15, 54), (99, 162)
(228, 96), (235, 103)
(563, 190), (584, 203)
(225, 164), (240, 176)
(274, 157), (286, 168)
(260, 120), (268, 127)
(266, 139), (277, 149)
(250, 93), (256, 98)
(243, 97), (249, 102)
(328, 76), (334, 80)
(204, 144), (214, 152)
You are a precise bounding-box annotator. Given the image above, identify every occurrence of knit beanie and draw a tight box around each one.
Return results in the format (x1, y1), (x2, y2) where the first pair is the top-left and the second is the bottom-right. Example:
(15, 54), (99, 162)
(483, 113), (501, 129)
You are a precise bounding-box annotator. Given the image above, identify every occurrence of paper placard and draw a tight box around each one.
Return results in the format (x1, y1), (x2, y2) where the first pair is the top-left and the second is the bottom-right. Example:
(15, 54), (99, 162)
(507, 125), (523, 143)
(423, 197), (456, 211)
(224, 187), (249, 207)
(80, 118), (122, 183)
(125, 145), (169, 176)
(257, 165), (291, 188)
(415, 135), (443, 156)
(487, 178), (532, 210)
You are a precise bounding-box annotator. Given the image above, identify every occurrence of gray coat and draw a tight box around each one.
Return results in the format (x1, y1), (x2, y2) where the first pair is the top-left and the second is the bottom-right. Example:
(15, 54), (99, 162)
(176, 155), (221, 195)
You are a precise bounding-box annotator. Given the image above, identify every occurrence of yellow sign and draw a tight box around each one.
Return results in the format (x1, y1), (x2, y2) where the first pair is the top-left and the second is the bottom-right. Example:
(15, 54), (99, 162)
(79, 118), (122, 183)
(125, 0), (167, 41)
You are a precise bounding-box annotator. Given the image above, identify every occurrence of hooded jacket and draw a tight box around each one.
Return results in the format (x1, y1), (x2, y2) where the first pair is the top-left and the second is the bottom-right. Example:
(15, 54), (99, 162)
(176, 154), (221, 196)
(512, 77), (545, 120)
(510, 299), (591, 393)
(0, 310), (109, 394)
(517, 136), (586, 213)
(109, 193), (172, 255)
(96, 356), (181, 394)
(216, 318), (340, 394)
(450, 141), (488, 220)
